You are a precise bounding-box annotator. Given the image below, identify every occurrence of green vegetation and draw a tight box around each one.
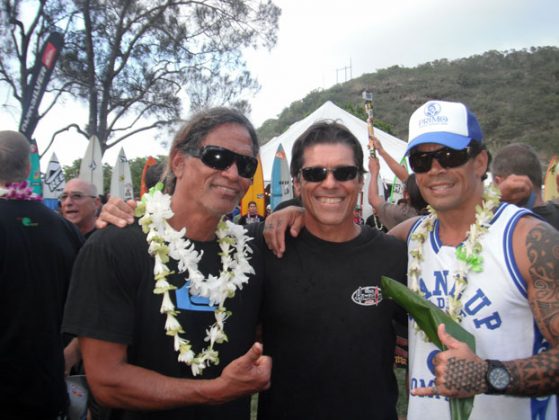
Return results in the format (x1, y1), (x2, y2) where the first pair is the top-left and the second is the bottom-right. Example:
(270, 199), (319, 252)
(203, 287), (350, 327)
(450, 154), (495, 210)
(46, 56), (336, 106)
(257, 47), (559, 161)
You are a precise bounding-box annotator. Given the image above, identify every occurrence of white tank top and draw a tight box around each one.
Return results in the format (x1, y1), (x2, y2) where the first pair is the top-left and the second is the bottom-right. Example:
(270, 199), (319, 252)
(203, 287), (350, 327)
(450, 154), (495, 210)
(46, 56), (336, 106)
(407, 203), (556, 420)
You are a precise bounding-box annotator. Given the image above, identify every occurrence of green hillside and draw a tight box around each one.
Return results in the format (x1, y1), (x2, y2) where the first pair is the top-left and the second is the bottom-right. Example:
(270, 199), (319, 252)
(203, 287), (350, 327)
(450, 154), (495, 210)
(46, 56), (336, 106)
(257, 47), (559, 160)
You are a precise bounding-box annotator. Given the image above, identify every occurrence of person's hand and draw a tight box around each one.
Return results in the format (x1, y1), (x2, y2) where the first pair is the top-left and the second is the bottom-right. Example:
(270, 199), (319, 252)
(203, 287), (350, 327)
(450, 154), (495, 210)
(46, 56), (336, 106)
(494, 174), (533, 205)
(96, 197), (137, 229)
(213, 342), (272, 403)
(411, 324), (487, 398)
(368, 155), (380, 176)
(371, 136), (384, 154)
(263, 206), (305, 258)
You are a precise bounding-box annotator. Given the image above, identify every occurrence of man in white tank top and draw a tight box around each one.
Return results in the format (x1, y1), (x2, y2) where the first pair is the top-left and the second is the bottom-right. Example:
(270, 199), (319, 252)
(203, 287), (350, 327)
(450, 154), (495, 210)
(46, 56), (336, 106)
(389, 100), (558, 419)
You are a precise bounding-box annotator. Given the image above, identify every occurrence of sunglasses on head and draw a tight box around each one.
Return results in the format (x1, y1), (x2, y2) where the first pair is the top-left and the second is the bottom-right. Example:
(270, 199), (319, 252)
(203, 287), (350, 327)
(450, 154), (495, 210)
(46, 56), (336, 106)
(300, 166), (359, 182)
(408, 146), (478, 173)
(186, 145), (258, 179)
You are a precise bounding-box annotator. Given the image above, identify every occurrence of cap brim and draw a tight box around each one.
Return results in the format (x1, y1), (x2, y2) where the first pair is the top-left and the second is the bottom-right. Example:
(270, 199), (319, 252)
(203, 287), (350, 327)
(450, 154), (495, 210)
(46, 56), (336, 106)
(405, 132), (473, 155)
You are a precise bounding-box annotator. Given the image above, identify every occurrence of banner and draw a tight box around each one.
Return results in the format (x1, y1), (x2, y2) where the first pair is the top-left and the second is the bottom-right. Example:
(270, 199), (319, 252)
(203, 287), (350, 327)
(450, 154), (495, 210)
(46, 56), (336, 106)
(19, 32), (65, 195)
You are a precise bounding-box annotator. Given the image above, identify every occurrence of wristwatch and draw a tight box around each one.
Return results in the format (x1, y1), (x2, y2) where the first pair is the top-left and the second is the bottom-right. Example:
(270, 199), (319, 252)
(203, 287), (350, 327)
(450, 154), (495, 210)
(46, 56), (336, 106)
(485, 359), (511, 394)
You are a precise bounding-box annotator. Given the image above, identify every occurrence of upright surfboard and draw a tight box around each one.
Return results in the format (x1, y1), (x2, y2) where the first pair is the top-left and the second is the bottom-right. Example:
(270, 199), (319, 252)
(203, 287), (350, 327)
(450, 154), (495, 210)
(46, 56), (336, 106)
(240, 156), (265, 217)
(270, 144), (293, 210)
(79, 135), (104, 195)
(110, 147), (134, 201)
(543, 155), (559, 202)
(42, 152), (65, 210)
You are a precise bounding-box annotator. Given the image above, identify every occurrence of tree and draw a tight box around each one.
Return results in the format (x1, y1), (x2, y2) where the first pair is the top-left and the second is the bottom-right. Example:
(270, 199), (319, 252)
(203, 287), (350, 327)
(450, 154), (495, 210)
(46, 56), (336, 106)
(1, 0), (280, 156)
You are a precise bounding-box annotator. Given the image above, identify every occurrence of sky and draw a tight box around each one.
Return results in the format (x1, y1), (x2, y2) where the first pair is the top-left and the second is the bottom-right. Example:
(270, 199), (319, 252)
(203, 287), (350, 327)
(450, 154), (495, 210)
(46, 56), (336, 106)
(1, 0), (558, 171)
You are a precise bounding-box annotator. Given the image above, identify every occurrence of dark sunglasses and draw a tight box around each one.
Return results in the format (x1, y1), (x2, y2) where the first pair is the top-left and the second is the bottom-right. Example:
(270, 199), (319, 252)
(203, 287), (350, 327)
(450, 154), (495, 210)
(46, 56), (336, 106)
(186, 145), (258, 179)
(300, 166), (359, 182)
(408, 146), (475, 173)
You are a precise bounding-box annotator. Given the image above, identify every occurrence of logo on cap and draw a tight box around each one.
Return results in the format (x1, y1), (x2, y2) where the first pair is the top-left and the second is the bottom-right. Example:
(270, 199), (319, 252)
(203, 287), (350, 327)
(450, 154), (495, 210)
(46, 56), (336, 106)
(418, 101), (448, 129)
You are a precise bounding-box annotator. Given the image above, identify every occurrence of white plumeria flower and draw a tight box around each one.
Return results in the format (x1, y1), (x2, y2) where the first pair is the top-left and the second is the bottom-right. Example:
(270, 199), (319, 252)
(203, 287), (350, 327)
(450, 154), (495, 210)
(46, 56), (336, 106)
(160, 291), (175, 313)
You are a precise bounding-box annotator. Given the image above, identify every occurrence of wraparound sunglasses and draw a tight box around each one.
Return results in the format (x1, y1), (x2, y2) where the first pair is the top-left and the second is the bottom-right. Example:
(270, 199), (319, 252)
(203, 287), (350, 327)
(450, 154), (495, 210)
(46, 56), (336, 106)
(408, 146), (476, 173)
(300, 166), (359, 182)
(186, 145), (258, 179)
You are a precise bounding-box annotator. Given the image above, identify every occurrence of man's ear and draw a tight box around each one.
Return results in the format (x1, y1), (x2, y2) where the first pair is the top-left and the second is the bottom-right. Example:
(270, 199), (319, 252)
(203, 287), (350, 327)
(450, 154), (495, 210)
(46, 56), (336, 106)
(293, 176), (301, 197)
(170, 150), (185, 179)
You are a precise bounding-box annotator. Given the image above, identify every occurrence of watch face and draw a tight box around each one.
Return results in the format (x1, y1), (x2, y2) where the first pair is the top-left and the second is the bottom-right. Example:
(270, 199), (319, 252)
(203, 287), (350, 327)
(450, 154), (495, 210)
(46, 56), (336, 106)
(488, 366), (510, 390)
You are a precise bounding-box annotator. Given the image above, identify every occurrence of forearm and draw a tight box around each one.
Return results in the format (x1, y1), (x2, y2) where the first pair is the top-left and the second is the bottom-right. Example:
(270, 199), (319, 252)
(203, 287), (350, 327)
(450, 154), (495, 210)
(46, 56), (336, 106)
(368, 173), (385, 212)
(504, 347), (559, 396)
(87, 361), (228, 410)
(378, 149), (408, 182)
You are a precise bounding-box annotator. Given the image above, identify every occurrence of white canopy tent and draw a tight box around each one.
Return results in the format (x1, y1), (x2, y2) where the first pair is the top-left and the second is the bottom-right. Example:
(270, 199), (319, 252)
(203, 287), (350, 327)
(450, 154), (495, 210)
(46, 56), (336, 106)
(259, 101), (409, 219)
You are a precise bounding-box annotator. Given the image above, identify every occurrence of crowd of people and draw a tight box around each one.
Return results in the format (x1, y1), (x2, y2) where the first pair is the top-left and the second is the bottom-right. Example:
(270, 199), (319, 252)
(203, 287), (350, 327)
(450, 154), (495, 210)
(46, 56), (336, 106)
(1, 97), (558, 420)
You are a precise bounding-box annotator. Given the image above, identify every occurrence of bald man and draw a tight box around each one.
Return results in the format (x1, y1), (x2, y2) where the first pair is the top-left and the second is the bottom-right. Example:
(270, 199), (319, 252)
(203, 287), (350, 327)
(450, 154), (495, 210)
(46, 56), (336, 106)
(60, 178), (101, 238)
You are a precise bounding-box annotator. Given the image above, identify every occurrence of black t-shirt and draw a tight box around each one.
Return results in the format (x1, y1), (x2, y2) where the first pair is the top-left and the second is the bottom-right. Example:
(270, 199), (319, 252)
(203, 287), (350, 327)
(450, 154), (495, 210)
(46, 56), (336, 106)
(0, 200), (83, 417)
(62, 222), (263, 420)
(533, 201), (559, 230)
(255, 225), (407, 420)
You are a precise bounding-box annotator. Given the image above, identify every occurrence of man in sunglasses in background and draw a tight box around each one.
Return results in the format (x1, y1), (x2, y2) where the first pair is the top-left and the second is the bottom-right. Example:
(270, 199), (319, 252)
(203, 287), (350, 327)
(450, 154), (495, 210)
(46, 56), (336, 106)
(62, 107), (271, 420)
(60, 178), (101, 239)
(387, 100), (558, 419)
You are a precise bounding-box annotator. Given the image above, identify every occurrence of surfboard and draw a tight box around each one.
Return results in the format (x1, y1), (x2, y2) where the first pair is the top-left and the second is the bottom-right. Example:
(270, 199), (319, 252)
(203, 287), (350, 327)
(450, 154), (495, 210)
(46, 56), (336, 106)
(110, 147), (134, 201)
(42, 152), (65, 210)
(79, 135), (104, 195)
(543, 154), (559, 202)
(140, 156), (159, 197)
(240, 155), (266, 217)
(270, 144), (293, 210)
(28, 139), (43, 196)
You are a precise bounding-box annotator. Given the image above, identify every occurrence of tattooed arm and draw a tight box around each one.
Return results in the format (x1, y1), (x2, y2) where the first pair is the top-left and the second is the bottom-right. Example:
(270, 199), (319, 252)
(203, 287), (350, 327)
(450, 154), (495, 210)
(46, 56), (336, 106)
(503, 218), (559, 396)
(413, 217), (559, 399)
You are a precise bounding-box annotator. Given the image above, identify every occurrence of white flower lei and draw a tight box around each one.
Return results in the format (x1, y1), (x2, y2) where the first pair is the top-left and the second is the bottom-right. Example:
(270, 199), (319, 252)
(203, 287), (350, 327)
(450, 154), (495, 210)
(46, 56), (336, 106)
(408, 184), (501, 324)
(135, 183), (254, 376)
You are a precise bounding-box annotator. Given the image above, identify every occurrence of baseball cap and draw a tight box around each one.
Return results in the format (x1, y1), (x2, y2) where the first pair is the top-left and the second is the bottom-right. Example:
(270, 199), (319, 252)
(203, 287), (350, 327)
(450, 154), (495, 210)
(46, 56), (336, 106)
(405, 100), (483, 155)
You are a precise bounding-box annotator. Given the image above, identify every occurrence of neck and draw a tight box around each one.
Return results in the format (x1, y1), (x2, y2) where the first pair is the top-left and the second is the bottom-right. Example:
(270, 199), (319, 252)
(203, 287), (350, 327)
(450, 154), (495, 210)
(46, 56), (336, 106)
(169, 197), (221, 242)
(305, 217), (361, 243)
(79, 219), (97, 236)
(435, 185), (486, 247)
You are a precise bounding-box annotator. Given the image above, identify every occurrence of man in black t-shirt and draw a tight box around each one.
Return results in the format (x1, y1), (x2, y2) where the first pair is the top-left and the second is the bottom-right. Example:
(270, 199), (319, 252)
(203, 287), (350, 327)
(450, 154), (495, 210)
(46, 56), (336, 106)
(62, 109), (271, 420)
(0, 131), (83, 419)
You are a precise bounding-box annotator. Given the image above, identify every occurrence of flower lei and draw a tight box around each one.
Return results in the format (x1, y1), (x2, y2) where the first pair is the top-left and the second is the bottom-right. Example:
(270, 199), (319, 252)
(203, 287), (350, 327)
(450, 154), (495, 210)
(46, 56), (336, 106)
(408, 184), (501, 324)
(0, 181), (42, 201)
(135, 183), (254, 376)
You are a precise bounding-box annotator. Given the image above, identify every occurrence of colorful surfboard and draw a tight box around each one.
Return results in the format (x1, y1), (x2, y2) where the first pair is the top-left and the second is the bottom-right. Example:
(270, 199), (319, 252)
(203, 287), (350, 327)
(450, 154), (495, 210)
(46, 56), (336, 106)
(270, 144), (293, 210)
(543, 155), (559, 202)
(42, 152), (65, 210)
(240, 156), (266, 217)
(110, 147), (134, 201)
(79, 135), (104, 195)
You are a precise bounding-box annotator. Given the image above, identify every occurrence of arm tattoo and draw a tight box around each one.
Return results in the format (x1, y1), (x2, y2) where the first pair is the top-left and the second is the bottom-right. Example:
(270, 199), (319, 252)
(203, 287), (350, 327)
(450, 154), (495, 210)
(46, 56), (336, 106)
(444, 357), (487, 395)
(504, 223), (559, 396)
(526, 223), (559, 341)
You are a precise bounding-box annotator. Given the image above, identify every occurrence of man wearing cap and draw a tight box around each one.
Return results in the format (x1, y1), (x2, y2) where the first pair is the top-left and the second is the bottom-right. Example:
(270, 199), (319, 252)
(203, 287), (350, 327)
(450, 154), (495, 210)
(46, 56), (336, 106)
(262, 100), (559, 419)
(387, 100), (558, 419)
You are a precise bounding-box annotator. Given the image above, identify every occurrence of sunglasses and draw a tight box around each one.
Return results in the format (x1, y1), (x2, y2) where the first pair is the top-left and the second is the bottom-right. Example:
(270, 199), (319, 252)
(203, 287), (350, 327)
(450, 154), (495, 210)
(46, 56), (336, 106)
(408, 147), (475, 173)
(187, 145), (258, 179)
(59, 192), (96, 201)
(300, 166), (359, 182)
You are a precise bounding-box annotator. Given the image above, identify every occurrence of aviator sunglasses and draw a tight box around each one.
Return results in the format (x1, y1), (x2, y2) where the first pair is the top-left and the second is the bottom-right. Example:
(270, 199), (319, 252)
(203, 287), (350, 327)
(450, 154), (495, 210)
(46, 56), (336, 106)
(300, 166), (359, 182)
(408, 146), (478, 173)
(186, 145), (258, 179)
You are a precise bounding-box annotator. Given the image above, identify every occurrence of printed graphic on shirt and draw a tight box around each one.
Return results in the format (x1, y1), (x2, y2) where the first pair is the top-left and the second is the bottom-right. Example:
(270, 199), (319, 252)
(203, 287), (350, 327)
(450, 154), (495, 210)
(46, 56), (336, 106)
(351, 286), (383, 306)
(175, 281), (215, 312)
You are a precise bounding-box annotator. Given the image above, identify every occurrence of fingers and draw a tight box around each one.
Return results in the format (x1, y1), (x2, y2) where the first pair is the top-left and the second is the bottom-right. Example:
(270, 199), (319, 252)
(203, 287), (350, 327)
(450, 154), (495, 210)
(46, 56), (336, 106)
(99, 198), (136, 227)
(246, 342), (263, 361)
(437, 323), (461, 351)
(411, 385), (437, 397)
